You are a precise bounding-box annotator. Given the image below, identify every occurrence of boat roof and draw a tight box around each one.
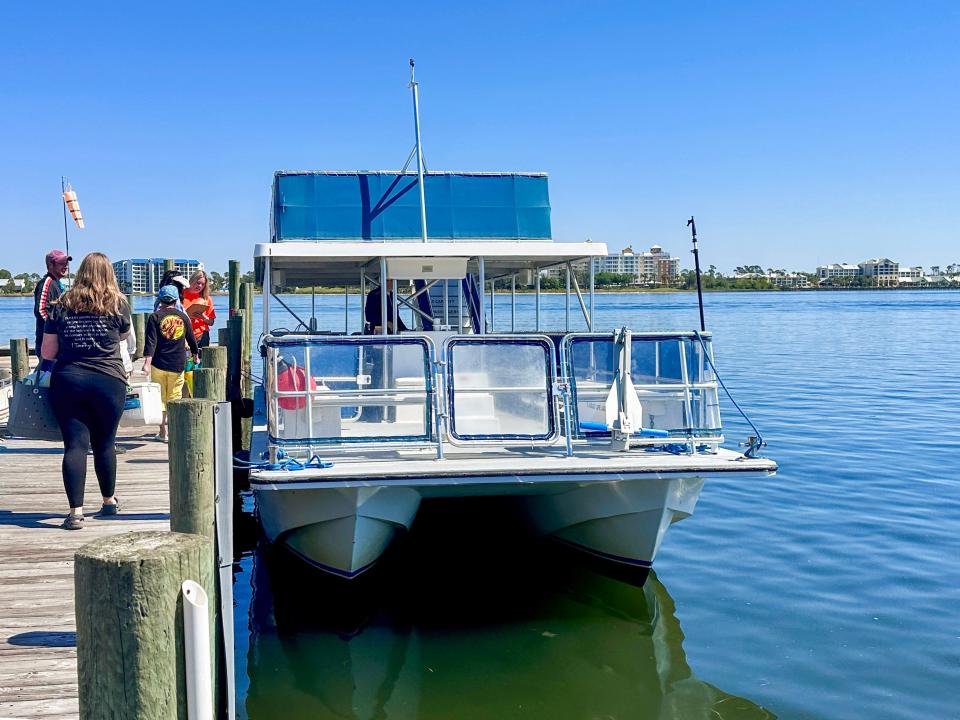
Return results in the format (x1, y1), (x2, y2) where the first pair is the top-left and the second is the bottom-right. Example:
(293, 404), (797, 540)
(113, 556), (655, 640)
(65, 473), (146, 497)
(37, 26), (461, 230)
(255, 240), (608, 285)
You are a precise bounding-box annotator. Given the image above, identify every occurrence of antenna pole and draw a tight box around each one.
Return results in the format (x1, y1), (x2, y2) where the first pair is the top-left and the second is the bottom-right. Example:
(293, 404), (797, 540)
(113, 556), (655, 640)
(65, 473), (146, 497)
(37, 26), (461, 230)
(688, 216), (706, 331)
(409, 59), (428, 243)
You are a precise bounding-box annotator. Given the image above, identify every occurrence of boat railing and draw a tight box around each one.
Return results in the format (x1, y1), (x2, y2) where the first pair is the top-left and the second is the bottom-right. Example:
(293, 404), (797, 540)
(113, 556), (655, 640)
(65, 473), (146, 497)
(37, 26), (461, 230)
(560, 332), (724, 447)
(263, 335), (440, 454)
(261, 330), (723, 458)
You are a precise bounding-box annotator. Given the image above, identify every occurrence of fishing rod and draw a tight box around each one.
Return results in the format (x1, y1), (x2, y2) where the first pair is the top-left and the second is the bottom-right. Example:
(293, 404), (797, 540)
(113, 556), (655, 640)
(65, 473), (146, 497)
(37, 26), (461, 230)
(687, 216), (706, 332)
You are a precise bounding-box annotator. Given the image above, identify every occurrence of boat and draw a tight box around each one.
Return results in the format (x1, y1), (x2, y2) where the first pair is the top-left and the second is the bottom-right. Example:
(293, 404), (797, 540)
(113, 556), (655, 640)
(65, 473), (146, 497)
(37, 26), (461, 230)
(247, 65), (776, 584)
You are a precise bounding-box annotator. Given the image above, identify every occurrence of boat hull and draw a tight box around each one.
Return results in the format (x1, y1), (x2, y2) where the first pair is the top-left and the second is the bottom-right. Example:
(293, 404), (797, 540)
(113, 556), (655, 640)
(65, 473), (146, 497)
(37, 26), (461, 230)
(252, 472), (707, 581)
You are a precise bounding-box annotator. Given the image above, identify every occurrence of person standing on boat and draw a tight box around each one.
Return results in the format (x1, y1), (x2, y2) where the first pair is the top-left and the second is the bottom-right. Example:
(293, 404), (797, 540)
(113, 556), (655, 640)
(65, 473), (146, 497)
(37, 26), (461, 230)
(33, 250), (71, 358)
(40, 252), (129, 530)
(142, 285), (200, 442)
(364, 280), (408, 333)
(183, 269), (216, 348)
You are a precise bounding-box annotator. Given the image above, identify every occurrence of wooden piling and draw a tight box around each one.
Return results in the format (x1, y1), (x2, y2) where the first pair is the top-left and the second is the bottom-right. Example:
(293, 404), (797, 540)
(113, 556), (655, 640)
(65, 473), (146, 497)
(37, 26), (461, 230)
(227, 313), (245, 395)
(193, 368), (227, 402)
(228, 260), (241, 315)
(201, 344), (228, 370)
(217, 327), (231, 348)
(165, 397), (224, 716)
(132, 312), (147, 360)
(9, 337), (29, 381)
(74, 531), (215, 720)
(164, 258), (176, 274)
(167, 399), (217, 541)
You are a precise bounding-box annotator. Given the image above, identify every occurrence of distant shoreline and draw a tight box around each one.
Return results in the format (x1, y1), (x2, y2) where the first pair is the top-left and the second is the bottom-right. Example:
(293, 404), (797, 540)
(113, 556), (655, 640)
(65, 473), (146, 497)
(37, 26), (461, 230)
(0, 285), (956, 299)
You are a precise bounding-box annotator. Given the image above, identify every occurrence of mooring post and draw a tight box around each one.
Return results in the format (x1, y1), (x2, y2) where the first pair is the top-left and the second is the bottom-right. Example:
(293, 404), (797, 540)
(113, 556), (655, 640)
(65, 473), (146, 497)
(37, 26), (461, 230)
(75, 531), (215, 720)
(9, 338), (29, 382)
(167, 397), (223, 716)
(132, 312), (147, 360)
(217, 327), (231, 349)
(201, 345), (228, 399)
(228, 260), (241, 315)
(201, 345), (228, 371)
(167, 399), (217, 541)
(164, 258), (175, 275)
(193, 368), (227, 402)
(239, 281), (254, 378)
(227, 313), (245, 396)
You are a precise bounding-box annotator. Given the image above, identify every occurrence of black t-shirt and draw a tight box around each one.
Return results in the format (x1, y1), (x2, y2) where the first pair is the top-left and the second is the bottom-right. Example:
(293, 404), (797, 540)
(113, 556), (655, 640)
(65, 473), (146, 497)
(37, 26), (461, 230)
(44, 304), (130, 384)
(144, 306), (199, 373)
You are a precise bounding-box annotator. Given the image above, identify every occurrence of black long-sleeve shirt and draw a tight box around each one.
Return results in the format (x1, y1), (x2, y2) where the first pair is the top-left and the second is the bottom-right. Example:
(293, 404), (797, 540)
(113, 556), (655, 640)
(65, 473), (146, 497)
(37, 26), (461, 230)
(364, 286), (409, 332)
(144, 306), (200, 373)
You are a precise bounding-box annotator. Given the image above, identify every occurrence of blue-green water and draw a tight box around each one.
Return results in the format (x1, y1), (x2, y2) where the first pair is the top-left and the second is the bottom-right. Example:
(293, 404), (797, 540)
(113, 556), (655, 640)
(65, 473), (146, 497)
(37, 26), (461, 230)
(4, 291), (958, 718)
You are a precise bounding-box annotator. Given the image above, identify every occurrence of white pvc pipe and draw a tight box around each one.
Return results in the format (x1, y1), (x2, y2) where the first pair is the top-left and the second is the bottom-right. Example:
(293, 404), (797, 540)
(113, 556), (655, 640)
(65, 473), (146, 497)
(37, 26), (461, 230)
(182, 580), (213, 720)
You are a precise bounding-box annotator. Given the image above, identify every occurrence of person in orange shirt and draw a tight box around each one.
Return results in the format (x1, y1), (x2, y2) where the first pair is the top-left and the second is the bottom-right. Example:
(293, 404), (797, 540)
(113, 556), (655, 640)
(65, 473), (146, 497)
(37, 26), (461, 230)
(183, 269), (216, 347)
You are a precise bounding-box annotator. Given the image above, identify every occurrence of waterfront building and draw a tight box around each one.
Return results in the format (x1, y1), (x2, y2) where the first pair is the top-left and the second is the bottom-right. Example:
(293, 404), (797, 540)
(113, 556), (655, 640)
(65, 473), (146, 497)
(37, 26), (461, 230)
(590, 245), (680, 285)
(767, 272), (811, 288)
(897, 266), (925, 285)
(112, 258), (202, 294)
(816, 263), (862, 283)
(858, 258), (899, 287)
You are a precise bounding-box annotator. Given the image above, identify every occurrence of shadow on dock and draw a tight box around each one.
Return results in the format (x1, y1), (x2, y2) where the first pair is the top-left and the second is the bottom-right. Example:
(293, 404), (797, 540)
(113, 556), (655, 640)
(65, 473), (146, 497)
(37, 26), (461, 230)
(7, 631), (76, 648)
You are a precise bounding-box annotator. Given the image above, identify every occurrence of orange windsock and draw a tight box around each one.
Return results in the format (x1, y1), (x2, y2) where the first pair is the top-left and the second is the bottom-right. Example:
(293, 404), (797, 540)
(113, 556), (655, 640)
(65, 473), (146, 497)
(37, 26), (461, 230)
(63, 187), (84, 229)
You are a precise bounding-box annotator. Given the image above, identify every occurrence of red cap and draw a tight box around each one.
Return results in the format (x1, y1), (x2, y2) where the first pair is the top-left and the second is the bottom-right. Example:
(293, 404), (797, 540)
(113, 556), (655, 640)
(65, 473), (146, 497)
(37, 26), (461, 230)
(45, 250), (72, 266)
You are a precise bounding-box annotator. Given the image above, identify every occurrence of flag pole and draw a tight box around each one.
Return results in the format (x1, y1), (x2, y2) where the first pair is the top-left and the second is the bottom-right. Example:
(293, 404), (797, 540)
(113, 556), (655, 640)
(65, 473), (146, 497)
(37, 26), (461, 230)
(61, 176), (71, 284)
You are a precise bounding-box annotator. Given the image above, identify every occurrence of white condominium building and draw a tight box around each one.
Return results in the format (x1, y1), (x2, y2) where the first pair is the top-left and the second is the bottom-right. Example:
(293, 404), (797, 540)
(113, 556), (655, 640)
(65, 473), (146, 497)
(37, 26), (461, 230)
(592, 245), (680, 285)
(113, 258), (202, 294)
(816, 263), (862, 282)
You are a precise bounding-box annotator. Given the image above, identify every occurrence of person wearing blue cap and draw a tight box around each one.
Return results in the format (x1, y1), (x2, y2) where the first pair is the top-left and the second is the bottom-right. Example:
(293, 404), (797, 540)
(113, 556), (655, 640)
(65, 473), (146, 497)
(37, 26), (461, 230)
(141, 285), (200, 442)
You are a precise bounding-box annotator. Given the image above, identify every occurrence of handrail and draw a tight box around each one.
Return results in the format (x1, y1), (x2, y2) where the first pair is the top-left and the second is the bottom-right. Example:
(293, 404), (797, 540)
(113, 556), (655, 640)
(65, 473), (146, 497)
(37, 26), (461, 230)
(262, 330), (727, 458)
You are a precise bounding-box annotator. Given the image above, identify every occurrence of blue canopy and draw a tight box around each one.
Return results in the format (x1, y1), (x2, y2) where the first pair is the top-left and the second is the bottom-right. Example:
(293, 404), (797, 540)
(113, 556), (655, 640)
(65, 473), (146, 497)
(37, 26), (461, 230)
(272, 171), (551, 241)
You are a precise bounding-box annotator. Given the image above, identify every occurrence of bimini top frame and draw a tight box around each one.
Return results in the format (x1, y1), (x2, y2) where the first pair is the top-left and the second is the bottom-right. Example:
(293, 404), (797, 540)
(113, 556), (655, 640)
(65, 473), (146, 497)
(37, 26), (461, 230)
(255, 240), (609, 336)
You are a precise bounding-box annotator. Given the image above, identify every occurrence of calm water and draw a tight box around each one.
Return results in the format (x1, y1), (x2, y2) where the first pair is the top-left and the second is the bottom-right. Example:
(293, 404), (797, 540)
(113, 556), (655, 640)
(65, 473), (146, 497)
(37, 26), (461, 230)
(3, 291), (959, 718)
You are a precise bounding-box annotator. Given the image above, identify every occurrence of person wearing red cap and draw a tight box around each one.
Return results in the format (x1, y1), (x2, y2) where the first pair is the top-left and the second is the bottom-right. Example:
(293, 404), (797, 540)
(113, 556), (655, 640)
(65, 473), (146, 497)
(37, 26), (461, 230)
(33, 250), (71, 358)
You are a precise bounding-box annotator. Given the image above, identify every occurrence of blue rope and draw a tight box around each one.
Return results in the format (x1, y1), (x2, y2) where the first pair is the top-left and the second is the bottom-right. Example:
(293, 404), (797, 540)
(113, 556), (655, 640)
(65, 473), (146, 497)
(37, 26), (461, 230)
(693, 331), (766, 458)
(234, 451), (333, 471)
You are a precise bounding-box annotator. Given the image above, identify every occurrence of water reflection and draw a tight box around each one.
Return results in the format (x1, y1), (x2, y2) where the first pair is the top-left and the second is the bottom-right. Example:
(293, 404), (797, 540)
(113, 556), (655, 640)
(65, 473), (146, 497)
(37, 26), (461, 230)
(239, 499), (775, 720)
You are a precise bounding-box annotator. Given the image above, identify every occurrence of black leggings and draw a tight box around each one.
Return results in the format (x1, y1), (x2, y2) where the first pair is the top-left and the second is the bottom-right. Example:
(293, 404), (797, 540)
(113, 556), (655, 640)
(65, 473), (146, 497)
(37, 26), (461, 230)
(50, 365), (126, 509)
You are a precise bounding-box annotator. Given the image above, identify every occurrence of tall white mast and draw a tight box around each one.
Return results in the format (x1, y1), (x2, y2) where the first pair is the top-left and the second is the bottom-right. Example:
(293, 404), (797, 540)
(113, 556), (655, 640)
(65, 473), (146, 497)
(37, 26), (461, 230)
(409, 58), (428, 243)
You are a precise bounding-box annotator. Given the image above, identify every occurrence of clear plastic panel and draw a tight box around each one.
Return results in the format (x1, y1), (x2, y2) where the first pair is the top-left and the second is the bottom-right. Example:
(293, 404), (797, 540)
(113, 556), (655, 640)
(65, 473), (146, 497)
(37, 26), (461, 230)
(567, 335), (721, 438)
(447, 338), (556, 441)
(267, 338), (432, 445)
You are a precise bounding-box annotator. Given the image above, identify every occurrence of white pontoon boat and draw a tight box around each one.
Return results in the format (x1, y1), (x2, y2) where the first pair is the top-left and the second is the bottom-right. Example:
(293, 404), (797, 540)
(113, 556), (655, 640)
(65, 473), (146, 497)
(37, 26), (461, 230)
(247, 67), (776, 583)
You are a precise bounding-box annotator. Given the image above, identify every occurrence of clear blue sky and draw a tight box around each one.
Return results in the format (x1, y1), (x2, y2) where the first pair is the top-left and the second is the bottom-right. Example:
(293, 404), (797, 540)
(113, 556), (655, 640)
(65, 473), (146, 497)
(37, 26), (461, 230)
(1, 1), (957, 274)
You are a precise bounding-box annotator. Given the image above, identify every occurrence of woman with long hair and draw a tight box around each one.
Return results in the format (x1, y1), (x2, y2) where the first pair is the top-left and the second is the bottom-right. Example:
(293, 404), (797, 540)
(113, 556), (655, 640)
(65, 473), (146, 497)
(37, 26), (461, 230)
(183, 269), (216, 347)
(41, 252), (130, 529)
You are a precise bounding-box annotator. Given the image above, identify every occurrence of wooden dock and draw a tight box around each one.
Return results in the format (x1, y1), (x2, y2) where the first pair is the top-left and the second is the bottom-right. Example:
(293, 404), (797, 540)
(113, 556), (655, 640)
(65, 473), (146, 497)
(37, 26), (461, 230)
(0, 431), (171, 719)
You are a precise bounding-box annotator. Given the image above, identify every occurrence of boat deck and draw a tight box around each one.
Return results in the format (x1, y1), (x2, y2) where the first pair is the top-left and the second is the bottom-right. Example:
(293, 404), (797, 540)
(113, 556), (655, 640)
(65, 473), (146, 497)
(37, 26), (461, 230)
(251, 443), (777, 486)
(0, 432), (170, 720)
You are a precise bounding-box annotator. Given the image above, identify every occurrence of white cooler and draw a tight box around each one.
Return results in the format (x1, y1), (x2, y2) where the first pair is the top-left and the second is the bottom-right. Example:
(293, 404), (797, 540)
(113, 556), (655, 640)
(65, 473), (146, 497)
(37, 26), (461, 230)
(120, 381), (163, 427)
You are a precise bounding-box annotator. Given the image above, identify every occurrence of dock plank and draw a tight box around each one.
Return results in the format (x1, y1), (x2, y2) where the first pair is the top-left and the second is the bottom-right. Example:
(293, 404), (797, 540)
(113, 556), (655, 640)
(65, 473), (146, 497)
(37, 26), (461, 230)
(0, 431), (170, 720)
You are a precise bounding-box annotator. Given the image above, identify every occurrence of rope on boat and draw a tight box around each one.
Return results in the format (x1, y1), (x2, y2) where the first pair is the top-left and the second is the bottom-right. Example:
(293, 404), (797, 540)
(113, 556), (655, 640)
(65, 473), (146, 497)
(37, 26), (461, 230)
(234, 450), (332, 472)
(693, 330), (766, 458)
